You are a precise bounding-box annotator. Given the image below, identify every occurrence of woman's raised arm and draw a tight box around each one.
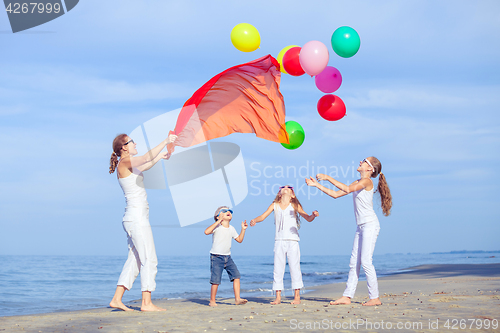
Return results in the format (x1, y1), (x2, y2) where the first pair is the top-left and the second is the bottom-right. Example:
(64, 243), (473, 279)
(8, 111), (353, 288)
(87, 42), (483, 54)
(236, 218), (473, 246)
(130, 134), (177, 169)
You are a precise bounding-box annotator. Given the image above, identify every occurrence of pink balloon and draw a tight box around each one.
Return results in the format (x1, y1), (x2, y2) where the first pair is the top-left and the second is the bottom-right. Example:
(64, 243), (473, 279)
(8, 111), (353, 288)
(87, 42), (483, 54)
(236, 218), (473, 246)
(315, 66), (342, 93)
(299, 41), (329, 77)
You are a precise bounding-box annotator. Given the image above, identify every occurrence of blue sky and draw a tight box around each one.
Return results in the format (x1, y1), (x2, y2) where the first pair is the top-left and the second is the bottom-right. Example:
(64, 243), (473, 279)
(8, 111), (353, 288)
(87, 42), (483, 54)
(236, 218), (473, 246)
(1, 0), (499, 257)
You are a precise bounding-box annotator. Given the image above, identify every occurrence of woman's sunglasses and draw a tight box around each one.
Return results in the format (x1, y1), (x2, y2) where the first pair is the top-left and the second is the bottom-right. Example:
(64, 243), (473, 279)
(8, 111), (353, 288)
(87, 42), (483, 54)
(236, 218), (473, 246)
(279, 185), (294, 190)
(124, 139), (135, 146)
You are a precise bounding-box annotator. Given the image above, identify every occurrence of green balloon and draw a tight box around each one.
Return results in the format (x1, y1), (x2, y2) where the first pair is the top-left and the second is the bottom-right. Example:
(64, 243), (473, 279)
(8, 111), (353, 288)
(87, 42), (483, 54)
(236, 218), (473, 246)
(281, 121), (305, 150)
(331, 26), (360, 58)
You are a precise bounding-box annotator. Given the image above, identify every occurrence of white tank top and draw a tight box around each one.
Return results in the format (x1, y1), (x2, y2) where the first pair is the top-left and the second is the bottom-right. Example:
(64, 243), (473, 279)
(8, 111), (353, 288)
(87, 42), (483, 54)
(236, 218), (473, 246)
(274, 203), (300, 241)
(352, 180), (378, 225)
(118, 171), (148, 208)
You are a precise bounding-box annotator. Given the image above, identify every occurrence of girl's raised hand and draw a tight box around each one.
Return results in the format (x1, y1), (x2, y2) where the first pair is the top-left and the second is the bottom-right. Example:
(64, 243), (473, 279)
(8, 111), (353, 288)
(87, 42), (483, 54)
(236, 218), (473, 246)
(305, 176), (319, 187)
(249, 219), (256, 227)
(316, 173), (328, 181)
(241, 220), (248, 230)
(312, 210), (319, 217)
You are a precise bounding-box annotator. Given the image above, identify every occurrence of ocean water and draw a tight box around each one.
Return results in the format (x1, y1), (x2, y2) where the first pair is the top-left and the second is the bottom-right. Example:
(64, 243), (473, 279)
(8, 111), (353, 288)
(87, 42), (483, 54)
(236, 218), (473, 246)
(1, 252), (499, 317)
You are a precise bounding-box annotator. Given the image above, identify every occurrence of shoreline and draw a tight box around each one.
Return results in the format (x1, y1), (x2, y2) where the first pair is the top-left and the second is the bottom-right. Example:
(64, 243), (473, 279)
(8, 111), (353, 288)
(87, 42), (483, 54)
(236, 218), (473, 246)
(0, 262), (417, 318)
(1, 263), (499, 332)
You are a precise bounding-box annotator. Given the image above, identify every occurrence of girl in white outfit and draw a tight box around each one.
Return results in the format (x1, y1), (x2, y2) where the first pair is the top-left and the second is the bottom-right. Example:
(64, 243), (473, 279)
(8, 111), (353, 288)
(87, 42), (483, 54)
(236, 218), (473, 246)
(306, 156), (392, 306)
(108, 133), (177, 312)
(250, 186), (319, 305)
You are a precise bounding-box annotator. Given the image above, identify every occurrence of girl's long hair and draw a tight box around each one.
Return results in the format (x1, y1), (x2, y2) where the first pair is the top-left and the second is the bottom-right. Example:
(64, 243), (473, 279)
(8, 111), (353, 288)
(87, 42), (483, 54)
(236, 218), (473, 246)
(109, 134), (128, 174)
(273, 188), (303, 228)
(368, 156), (392, 216)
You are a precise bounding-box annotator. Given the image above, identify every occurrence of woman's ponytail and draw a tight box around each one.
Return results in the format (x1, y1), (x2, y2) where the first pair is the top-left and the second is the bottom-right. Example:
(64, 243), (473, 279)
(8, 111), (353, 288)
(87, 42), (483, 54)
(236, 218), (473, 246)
(109, 134), (128, 174)
(368, 157), (393, 216)
(377, 173), (392, 216)
(109, 152), (119, 174)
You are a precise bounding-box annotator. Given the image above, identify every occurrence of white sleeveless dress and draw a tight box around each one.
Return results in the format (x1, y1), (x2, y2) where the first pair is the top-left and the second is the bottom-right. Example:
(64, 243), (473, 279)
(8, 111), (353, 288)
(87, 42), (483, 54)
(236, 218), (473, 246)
(352, 185), (379, 225)
(116, 170), (158, 292)
(274, 203), (300, 241)
(272, 203), (304, 291)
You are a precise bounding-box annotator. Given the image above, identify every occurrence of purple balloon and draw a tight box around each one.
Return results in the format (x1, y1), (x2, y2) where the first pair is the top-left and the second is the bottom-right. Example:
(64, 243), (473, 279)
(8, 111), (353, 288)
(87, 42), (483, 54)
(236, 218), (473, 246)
(315, 66), (342, 93)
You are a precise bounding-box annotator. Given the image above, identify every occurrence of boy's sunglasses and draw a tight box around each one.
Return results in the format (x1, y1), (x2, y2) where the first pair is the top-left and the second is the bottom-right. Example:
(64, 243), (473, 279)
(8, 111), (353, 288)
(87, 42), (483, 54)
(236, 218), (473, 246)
(279, 185), (293, 190)
(124, 139), (135, 145)
(217, 209), (233, 217)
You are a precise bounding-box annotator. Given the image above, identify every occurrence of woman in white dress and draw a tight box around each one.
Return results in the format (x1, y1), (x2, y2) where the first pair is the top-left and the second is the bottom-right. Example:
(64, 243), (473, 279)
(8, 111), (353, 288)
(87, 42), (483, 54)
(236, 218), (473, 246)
(108, 133), (176, 311)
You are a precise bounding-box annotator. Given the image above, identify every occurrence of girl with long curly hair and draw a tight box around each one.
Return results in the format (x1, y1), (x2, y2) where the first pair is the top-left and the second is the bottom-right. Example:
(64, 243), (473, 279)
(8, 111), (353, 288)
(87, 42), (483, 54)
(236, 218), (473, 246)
(250, 186), (319, 305)
(306, 156), (392, 307)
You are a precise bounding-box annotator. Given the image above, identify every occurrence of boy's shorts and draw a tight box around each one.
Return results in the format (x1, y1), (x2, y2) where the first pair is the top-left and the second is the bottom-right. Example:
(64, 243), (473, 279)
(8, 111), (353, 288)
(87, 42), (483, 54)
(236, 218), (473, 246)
(210, 254), (241, 285)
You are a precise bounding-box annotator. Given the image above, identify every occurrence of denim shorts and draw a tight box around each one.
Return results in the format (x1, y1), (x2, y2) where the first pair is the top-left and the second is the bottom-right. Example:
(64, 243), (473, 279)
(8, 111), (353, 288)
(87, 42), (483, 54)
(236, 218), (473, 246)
(210, 254), (241, 285)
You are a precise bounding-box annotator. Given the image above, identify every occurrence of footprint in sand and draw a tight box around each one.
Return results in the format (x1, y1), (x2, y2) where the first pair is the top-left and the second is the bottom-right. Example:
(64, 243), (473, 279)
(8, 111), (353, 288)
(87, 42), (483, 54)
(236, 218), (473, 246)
(429, 297), (462, 303)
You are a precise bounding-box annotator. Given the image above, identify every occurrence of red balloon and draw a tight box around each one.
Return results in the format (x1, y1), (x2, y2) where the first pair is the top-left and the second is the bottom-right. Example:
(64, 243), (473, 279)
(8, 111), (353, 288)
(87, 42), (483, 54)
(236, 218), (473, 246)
(282, 47), (305, 76)
(317, 94), (346, 121)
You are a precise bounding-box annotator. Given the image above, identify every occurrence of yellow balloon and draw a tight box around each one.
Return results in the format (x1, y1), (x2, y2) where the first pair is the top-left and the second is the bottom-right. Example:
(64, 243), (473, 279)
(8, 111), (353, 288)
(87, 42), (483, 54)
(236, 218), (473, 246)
(231, 23), (261, 52)
(276, 45), (299, 74)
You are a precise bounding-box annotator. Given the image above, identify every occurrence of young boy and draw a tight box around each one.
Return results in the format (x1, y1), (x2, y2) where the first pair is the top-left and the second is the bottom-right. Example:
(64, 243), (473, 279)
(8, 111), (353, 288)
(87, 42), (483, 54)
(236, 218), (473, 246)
(204, 206), (248, 307)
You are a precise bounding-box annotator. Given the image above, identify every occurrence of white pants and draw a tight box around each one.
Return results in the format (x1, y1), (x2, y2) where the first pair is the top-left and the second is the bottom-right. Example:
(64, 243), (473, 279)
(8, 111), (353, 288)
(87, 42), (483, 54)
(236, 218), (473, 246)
(117, 207), (158, 292)
(343, 222), (380, 299)
(273, 240), (304, 291)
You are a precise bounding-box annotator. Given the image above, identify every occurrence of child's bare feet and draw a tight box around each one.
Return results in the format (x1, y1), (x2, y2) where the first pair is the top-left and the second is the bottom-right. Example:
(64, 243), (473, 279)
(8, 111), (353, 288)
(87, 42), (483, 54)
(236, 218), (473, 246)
(235, 298), (248, 305)
(362, 298), (382, 306)
(109, 300), (134, 311)
(270, 297), (281, 305)
(291, 298), (301, 305)
(330, 296), (351, 305)
(141, 303), (166, 311)
(209, 301), (218, 307)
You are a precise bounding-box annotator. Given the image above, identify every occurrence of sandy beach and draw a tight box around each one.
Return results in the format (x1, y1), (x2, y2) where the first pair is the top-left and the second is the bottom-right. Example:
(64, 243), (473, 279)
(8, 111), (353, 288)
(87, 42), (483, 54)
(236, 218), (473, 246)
(1, 264), (498, 332)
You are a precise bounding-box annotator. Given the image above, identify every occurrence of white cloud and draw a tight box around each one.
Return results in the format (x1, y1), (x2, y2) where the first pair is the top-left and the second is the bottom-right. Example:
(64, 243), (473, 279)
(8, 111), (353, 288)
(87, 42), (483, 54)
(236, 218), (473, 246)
(0, 105), (28, 116)
(342, 84), (500, 111)
(345, 88), (461, 110)
(0, 65), (194, 106)
(280, 77), (500, 114)
(318, 111), (498, 162)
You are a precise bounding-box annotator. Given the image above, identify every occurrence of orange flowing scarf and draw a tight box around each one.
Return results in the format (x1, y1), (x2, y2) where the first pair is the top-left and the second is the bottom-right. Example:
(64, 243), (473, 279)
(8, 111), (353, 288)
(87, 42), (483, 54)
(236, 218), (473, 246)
(167, 55), (289, 156)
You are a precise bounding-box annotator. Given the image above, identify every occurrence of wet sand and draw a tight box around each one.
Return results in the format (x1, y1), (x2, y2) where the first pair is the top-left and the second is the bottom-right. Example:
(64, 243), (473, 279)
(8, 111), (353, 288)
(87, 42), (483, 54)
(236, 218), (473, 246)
(1, 264), (499, 332)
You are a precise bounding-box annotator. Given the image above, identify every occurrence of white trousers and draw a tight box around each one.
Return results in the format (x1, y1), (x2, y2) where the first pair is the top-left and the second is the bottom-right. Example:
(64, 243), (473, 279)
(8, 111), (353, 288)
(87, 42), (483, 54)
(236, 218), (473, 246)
(117, 207), (158, 292)
(343, 222), (380, 299)
(273, 240), (304, 291)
